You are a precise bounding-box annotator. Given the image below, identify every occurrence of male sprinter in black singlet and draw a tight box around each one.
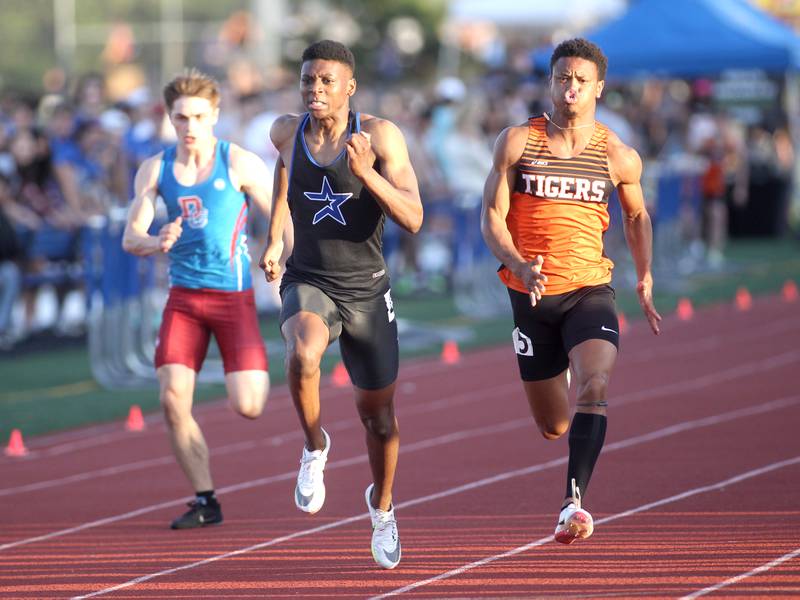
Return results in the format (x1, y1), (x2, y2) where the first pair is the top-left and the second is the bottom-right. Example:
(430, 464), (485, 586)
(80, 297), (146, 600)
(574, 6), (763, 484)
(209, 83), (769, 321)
(259, 40), (422, 569)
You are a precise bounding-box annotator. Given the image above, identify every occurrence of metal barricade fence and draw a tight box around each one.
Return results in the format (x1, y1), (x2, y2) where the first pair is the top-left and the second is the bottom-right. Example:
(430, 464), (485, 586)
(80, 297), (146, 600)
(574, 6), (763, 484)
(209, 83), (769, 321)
(84, 210), (225, 391)
(448, 193), (509, 318)
(442, 163), (705, 317)
(648, 160), (705, 282)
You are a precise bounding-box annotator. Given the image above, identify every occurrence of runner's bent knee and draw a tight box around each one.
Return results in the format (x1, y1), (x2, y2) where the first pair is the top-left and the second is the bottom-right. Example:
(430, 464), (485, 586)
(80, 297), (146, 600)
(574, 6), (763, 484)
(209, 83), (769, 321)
(576, 372), (609, 404)
(160, 387), (193, 428)
(224, 369), (270, 418)
(286, 341), (325, 378)
(360, 411), (396, 440)
(524, 376), (570, 440)
(232, 400), (262, 419)
(539, 418), (569, 440)
(229, 386), (268, 419)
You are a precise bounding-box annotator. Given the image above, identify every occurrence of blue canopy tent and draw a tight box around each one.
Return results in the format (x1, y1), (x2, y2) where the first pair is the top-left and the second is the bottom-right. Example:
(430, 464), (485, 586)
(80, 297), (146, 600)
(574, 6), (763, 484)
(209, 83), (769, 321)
(533, 0), (800, 79)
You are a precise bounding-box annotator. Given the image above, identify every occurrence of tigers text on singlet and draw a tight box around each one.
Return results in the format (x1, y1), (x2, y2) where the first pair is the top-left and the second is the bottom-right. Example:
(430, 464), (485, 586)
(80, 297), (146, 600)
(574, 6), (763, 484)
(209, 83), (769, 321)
(499, 115), (615, 295)
(157, 140), (252, 291)
(283, 111), (387, 302)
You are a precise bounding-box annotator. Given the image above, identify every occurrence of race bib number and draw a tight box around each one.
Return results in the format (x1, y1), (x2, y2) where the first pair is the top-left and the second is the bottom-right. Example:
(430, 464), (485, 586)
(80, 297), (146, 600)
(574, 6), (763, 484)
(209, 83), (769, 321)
(512, 327), (534, 356)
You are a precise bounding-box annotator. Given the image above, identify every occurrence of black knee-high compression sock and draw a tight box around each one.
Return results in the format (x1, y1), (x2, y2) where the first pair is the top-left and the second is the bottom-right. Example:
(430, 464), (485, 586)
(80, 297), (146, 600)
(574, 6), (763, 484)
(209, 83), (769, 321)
(565, 412), (607, 501)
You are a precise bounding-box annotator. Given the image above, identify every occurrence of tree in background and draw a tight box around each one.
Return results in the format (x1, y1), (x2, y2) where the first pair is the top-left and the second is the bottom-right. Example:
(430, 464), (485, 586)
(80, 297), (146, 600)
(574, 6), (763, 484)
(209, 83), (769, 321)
(0, 0), (446, 96)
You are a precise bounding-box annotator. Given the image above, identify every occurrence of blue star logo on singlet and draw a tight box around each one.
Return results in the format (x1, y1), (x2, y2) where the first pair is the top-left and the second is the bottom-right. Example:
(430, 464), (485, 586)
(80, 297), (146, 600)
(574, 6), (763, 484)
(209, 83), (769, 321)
(304, 176), (353, 225)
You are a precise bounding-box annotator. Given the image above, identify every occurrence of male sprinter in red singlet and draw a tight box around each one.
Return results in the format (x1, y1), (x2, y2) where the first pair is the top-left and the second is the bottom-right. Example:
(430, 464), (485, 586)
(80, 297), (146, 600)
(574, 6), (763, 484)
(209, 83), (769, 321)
(482, 38), (661, 544)
(123, 69), (272, 529)
(259, 40), (422, 569)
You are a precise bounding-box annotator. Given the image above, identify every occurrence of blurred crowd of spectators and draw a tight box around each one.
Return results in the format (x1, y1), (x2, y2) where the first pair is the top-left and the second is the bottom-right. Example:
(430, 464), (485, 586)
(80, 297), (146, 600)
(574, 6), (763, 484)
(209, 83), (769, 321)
(378, 66), (795, 291)
(0, 73), (162, 347)
(0, 58), (795, 349)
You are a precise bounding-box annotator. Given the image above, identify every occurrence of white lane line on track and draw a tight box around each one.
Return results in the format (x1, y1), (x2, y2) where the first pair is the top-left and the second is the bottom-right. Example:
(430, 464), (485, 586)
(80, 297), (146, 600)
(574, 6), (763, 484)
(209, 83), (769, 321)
(680, 547), (800, 598)
(11, 312), (800, 459)
(0, 409), (529, 552)
(615, 350), (799, 408)
(70, 451), (800, 600)
(55, 397), (800, 598)
(621, 314), (800, 366)
(371, 455), (800, 599)
(19, 392), (297, 458)
(3, 345), (797, 498)
(0, 381), (522, 498)
(68, 511), (373, 600)
(1, 365), (797, 554)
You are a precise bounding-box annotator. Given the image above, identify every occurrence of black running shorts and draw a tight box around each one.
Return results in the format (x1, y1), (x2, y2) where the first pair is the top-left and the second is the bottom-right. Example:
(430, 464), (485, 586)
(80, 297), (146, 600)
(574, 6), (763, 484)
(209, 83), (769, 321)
(279, 282), (399, 390)
(508, 284), (619, 381)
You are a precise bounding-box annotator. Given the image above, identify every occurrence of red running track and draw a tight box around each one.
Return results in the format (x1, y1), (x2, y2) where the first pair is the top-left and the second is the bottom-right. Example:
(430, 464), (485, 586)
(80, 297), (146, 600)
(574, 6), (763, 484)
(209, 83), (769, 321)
(1, 294), (799, 599)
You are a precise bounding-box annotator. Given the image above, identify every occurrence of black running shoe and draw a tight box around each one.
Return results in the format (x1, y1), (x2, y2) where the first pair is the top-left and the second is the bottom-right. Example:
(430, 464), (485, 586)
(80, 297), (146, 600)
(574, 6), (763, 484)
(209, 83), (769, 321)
(170, 500), (223, 529)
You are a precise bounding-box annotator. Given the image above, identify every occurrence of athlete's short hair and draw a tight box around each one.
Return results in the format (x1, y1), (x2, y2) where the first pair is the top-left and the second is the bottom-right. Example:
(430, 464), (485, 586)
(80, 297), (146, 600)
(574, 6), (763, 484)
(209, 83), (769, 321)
(163, 68), (220, 112)
(550, 38), (607, 81)
(301, 40), (355, 74)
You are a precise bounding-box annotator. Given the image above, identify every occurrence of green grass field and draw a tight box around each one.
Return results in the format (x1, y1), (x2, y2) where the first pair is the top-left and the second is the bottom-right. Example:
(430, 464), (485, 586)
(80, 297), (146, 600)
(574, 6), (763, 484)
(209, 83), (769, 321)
(1, 238), (797, 443)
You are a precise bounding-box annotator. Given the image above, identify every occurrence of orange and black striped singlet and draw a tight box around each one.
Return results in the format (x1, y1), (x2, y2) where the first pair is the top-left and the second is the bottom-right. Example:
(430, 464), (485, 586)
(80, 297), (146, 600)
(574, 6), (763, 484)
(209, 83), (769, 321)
(498, 115), (615, 296)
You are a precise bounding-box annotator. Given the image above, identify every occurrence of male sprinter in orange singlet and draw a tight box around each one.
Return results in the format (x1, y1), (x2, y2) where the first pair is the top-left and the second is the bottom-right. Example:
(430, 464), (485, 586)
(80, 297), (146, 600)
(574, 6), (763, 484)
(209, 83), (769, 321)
(123, 69), (272, 529)
(481, 38), (661, 544)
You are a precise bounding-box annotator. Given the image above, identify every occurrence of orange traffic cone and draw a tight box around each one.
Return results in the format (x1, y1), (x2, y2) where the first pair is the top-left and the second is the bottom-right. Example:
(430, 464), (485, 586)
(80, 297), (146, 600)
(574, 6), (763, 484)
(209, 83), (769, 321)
(735, 287), (752, 311)
(332, 361), (350, 387)
(617, 312), (628, 334)
(125, 405), (145, 431)
(5, 429), (29, 457)
(783, 280), (798, 303)
(441, 340), (461, 365)
(676, 297), (694, 321)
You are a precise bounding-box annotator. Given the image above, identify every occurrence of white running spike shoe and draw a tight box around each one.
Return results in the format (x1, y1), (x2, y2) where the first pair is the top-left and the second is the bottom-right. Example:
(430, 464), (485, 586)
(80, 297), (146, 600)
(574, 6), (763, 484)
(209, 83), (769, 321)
(365, 484), (401, 569)
(554, 478), (594, 544)
(294, 428), (330, 514)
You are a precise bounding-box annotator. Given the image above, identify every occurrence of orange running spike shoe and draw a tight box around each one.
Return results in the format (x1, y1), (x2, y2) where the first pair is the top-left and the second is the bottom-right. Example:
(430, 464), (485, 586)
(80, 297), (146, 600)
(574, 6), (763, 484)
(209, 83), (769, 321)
(554, 478), (594, 544)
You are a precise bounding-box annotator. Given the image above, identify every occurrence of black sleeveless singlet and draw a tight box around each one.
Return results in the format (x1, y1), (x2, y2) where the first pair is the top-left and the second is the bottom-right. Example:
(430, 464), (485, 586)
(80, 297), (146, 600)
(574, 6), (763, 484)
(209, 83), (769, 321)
(281, 111), (388, 302)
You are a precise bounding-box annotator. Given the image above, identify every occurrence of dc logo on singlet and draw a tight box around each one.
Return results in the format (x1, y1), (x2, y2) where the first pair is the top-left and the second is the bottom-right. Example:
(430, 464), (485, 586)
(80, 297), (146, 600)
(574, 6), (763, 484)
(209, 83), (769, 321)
(513, 327), (534, 356)
(304, 176), (352, 225)
(178, 196), (209, 229)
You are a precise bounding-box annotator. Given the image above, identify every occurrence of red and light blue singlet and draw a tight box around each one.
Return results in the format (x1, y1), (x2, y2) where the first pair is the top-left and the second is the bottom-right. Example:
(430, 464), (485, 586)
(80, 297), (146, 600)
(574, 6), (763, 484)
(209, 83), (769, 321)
(157, 140), (251, 291)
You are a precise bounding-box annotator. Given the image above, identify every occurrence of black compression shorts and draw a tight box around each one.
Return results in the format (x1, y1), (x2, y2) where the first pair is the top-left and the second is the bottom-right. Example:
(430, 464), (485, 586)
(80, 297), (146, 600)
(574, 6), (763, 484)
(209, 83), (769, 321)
(279, 282), (399, 390)
(508, 284), (619, 381)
